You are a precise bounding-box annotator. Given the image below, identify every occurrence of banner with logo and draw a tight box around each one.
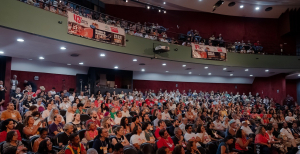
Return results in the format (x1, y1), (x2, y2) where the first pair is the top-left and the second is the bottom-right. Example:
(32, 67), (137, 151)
(67, 11), (126, 46)
(191, 43), (226, 61)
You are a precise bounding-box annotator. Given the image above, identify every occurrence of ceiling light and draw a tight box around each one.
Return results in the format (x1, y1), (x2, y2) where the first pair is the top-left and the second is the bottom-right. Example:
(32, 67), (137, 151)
(133, 59), (137, 61)
(67, 64), (71, 65)
(189, 72), (192, 74)
(298, 74), (300, 77)
(245, 69), (248, 71)
(60, 47), (66, 50)
(141, 69), (145, 72)
(255, 7), (260, 10)
(162, 63), (166, 66)
(114, 66), (118, 69)
(163, 2), (166, 4)
(265, 70), (269, 72)
(240, 5), (244, 8)
(125, 0), (128, 2)
(28, 59), (32, 60)
(250, 75), (253, 76)
(166, 71), (169, 72)
(100, 54), (105, 57)
(208, 73), (211, 75)
(182, 65), (186, 67)
(159, 10), (161, 12)
(79, 62), (83, 65)
(0, 51), (4, 54)
(223, 68), (227, 70)
(39, 57), (44, 60)
(230, 74), (233, 76)
(17, 39), (24, 42)
(147, 6), (150, 9)
(199, 0), (202, 1)
(164, 10), (166, 13)
(204, 66), (208, 69)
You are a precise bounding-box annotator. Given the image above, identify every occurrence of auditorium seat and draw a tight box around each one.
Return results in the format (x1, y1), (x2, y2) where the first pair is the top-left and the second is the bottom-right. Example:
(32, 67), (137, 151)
(60, 109), (67, 117)
(125, 133), (132, 142)
(80, 114), (91, 123)
(78, 129), (86, 141)
(140, 143), (155, 154)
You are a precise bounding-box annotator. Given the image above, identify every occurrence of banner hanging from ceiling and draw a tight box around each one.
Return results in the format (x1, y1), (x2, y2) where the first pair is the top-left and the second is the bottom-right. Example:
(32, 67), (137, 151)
(191, 43), (227, 61)
(67, 11), (126, 46)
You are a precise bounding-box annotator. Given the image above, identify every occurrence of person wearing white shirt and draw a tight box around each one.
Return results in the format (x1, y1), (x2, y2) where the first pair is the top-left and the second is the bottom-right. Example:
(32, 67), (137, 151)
(240, 121), (253, 135)
(114, 111), (122, 125)
(184, 125), (201, 146)
(42, 103), (52, 119)
(280, 122), (297, 147)
(78, 91), (85, 101)
(213, 116), (225, 137)
(233, 114), (241, 127)
(179, 118), (188, 134)
(196, 125), (212, 144)
(169, 102), (176, 111)
(59, 97), (70, 110)
(130, 125), (147, 147)
(121, 107), (130, 117)
(49, 87), (56, 95)
(285, 112), (295, 123)
(161, 108), (172, 120)
(69, 93), (75, 102)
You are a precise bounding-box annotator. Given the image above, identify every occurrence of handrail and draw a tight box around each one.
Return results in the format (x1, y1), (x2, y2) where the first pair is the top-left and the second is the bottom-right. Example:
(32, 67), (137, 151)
(18, 0), (297, 56)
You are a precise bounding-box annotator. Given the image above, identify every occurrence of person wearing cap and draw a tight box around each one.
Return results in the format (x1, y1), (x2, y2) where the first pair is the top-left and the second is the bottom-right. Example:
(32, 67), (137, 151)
(241, 121), (253, 136)
(225, 119), (237, 137)
(36, 86), (45, 95)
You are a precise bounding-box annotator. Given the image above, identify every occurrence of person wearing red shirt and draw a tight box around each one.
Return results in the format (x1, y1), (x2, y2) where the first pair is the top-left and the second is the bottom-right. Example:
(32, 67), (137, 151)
(65, 133), (86, 154)
(254, 126), (271, 154)
(85, 111), (101, 128)
(155, 120), (166, 140)
(157, 128), (174, 151)
(0, 119), (21, 142)
(146, 97), (155, 107)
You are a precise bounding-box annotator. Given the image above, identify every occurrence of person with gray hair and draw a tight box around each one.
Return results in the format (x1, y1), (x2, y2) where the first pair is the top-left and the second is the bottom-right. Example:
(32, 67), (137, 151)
(172, 127), (185, 146)
(47, 108), (65, 125)
(35, 98), (45, 110)
(57, 123), (74, 146)
(87, 148), (98, 154)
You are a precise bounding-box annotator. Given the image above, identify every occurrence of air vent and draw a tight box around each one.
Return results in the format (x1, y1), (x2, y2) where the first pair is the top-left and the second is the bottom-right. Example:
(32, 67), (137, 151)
(70, 54), (80, 57)
(185, 68), (192, 70)
(228, 2), (236, 7)
(139, 63), (145, 65)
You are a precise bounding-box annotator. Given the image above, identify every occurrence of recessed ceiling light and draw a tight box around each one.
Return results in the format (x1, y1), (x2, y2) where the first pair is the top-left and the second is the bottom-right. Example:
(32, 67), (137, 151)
(114, 66), (118, 69)
(240, 5), (244, 8)
(17, 39), (24, 42)
(164, 10), (166, 13)
(0, 51), (4, 54)
(141, 69), (145, 72)
(208, 73), (211, 75)
(204, 67), (208, 69)
(223, 68), (227, 70)
(67, 64), (71, 65)
(189, 72), (192, 74)
(199, 0), (202, 1)
(60, 47), (66, 50)
(79, 62), (83, 65)
(162, 63), (166, 66)
(182, 65), (186, 67)
(245, 69), (249, 71)
(250, 75), (253, 76)
(125, 0), (128, 2)
(159, 10), (161, 12)
(147, 6), (150, 9)
(298, 74), (300, 77)
(39, 57), (44, 60)
(255, 7), (260, 10)
(133, 59), (137, 61)
(265, 70), (269, 72)
(166, 71), (169, 72)
(230, 74), (233, 76)
(163, 2), (166, 4)
(100, 54), (105, 57)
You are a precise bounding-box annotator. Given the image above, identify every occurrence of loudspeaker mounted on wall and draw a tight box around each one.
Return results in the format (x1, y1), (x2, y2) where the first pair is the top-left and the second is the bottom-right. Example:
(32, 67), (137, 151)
(34, 76), (39, 81)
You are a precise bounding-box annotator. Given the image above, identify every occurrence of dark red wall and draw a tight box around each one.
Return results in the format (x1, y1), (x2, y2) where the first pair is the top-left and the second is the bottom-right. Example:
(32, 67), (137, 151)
(106, 4), (296, 54)
(251, 74), (287, 104)
(11, 71), (77, 92)
(133, 80), (252, 94)
(286, 79), (297, 101)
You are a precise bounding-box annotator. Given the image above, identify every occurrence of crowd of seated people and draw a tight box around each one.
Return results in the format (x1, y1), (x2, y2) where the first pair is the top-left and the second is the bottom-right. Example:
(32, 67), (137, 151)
(1, 81), (300, 154)
(226, 40), (264, 54)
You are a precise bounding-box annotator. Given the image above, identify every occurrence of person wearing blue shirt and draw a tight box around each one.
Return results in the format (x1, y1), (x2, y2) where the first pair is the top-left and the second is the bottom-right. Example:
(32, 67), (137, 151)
(216, 135), (235, 154)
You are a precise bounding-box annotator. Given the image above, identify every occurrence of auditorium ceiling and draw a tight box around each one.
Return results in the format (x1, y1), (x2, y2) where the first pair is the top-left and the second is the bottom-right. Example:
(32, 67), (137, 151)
(100, 0), (300, 18)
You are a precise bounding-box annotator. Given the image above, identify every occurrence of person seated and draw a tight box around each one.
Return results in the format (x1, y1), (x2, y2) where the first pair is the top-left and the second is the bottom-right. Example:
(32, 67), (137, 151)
(130, 125), (147, 150)
(121, 107), (130, 117)
(168, 119), (179, 137)
(226, 120), (237, 137)
(65, 133), (87, 154)
(111, 126), (130, 146)
(157, 146), (171, 154)
(261, 114), (270, 125)
(280, 122), (298, 147)
(92, 128), (112, 154)
(209, 35), (215, 40)
(112, 143), (124, 154)
(57, 123), (74, 146)
(0, 103), (22, 122)
(49, 115), (64, 137)
(142, 122), (155, 144)
(71, 113), (85, 132)
(155, 120), (166, 140)
(76, 103), (86, 114)
(213, 115), (225, 137)
(0, 119), (21, 142)
(186, 141), (201, 154)
(255, 126), (271, 154)
(86, 111), (101, 128)
(184, 125), (201, 147)
(265, 124), (286, 153)
(120, 117), (131, 134)
(240, 121), (253, 135)
(23, 95), (35, 113)
(35, 139), (57, 154)
(114, 111), (123, 125)
(157, 128), (175, 152)
(3, 131), (27, 154)
(42, 103), (52, 119)
(235, 129), (253, 153)
(85, 122), (98, 141)
(24, 105), (38, 117)
(216, 136), (235, 154)
(48, 108), (65, 125)
(59, 96), (70, 110)
(253, 41), (263, 53)
(196, 124), (213, 145)
(130, 116), (141, 132)
(32, 128), (49, 152)
(86, 102), (97, 115)
(23, 115), (41, 139)
(285, 111), (295, 123)
(206, 122), (223, 140)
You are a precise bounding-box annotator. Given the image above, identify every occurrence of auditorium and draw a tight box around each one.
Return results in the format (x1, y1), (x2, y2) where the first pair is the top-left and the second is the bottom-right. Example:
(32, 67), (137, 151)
(0, 0), (300, 154)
